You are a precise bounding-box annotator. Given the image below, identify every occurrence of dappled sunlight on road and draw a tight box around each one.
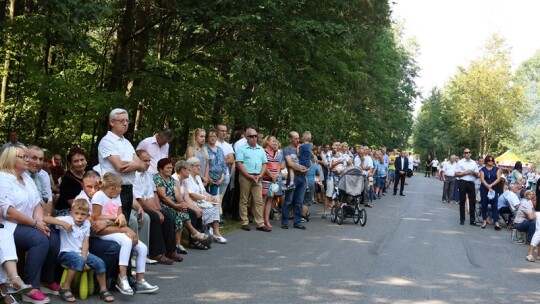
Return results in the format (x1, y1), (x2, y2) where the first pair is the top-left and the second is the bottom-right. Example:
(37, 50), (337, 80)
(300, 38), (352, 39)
(512, 267), (540, 274)
(339, 237), (372, 244)
(193, 290), (252, 302)
(374, 277), (415, 286)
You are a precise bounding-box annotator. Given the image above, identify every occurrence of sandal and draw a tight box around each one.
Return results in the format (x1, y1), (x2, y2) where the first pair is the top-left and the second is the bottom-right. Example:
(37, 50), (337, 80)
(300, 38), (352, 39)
(6, 276), (32, 295)
(99, 290), (115, 303)
(191, 232), (207, 241)
(60, 288), (76, 302)
(190, 241), (209, 250)
(1, 291), (19, 304)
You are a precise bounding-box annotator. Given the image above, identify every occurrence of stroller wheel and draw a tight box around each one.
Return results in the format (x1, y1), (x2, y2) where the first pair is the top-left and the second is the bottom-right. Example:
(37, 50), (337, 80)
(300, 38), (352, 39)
(353, 206), (361, 224)
(337, 207), (344, 225)
(359, 208), (367, 226)
(330, 206), (337, 223)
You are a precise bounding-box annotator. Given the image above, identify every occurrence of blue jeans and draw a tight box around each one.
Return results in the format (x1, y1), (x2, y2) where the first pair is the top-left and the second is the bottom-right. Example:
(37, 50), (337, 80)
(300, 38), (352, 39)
(208, 184), (219, 195)
(58, 252), (106, 274)
(515, 220), (536, 242)
(13, 224), (59, 288)
(388, 170), (395, 183)
(282, 174), (307, 226)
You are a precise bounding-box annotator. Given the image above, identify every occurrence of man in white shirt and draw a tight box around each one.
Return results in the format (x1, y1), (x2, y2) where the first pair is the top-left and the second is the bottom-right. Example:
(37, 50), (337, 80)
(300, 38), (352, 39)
(98, 108), (144, 219)
(27, 145), (54, 214)
(455, 148), (480, 226)
(215, 124), (235, 195)
(136, 129), (173, 174)
(431, 157), (439, 179)
(441, 155), (457, 203)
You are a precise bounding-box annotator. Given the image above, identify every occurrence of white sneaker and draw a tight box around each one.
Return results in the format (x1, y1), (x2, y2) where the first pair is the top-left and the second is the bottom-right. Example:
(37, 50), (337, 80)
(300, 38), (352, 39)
(213, 235), (227, 244)
(146, 257), (157, 264)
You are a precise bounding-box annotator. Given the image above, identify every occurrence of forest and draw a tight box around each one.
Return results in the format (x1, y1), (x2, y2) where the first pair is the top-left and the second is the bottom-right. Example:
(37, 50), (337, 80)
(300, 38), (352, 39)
(0, 0), (419, 161)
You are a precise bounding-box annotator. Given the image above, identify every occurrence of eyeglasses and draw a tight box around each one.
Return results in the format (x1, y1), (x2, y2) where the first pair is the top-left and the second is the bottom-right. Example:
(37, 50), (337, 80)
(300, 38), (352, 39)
(113, 119), (130, 124)
(464, 151), (471, 154)
(487, 159), (494, 162)
(246, 135), (258, 138)
(16, 154), (29, 160)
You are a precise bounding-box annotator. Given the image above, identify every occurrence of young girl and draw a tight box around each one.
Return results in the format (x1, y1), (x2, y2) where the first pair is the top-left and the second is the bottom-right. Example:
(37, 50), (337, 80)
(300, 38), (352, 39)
(91, 172), (158, 296)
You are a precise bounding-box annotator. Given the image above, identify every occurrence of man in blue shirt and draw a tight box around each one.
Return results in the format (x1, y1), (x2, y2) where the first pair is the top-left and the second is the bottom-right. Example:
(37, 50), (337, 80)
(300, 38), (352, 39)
(235, 128), (270, 232)
(282, 131), (309, 230)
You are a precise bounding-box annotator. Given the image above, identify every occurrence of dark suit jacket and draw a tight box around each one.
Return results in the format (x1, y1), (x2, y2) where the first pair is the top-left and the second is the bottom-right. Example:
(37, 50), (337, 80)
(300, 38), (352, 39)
(394, 156), (409, 174)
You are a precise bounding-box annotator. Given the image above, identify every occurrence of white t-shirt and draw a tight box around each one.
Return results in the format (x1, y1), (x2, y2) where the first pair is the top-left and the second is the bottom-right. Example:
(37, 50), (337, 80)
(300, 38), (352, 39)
(233, 137), (247, 152)
(55, 216), (90, 254)
(354, 156), (373, 176)
(431, 159), (439, 168)
(38, 169), (53, 202)
(526, 172), (536, 182)
(98, 131), (137, 185)
(136, 135), (169, 175)
(216, 140), (234, 176)
(92, 190), (122, 217)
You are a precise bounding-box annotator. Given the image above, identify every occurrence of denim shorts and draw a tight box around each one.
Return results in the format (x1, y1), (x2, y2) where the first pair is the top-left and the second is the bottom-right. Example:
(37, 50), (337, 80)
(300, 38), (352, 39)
(375, 176), (386, 189)
(58, 251), (106, 274)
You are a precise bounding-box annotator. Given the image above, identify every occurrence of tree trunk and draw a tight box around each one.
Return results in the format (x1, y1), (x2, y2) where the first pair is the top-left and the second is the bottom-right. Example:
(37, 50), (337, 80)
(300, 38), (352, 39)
(1, 0), (15, 107)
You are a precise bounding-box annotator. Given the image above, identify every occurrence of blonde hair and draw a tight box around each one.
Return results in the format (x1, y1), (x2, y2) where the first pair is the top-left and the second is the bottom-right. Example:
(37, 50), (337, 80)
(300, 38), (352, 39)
(187, 128), (209, 160)
(262, 135), (276, 149)
(0, 146), (27, 175)
(302, 131), (312, 143)
(525, 190), (535, 197)
(98, 172), (123, 189)
(71, 199), (90, 213)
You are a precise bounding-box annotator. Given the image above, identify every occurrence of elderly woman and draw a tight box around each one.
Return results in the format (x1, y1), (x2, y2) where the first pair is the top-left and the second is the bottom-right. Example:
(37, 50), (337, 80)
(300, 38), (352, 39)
(55, 147), (88, 216)
(0, 146), (60, 304)
(1, 205), (32, 304)
(184, 157), (227, 244)
(185, 128), (209, 186)
(206, 129), (227, 196)
(515, 190), (536, 247)
(154, 158), (209, 251)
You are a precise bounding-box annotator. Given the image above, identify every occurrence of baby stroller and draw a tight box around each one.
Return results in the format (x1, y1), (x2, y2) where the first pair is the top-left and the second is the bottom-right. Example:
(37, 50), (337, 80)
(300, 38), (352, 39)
(330, 167), (367, 226)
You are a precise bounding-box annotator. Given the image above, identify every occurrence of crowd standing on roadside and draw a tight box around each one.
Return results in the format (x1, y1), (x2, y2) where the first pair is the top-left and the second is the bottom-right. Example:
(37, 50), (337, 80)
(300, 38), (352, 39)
(0, 108), (439, 304)
(435, 147), (540, 264)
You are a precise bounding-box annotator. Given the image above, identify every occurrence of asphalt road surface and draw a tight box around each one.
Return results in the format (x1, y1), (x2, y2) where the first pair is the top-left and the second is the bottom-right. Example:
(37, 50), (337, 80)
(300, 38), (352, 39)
(67, 175), (539, 303)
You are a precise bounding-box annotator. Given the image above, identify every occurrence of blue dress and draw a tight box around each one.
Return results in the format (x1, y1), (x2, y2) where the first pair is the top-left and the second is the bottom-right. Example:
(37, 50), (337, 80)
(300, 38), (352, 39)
(480, 166), (500, 222)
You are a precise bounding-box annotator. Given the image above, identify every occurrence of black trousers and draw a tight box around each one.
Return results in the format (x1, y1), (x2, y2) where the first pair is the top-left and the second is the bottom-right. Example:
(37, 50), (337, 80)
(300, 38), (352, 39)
(120, 185), (134, 219)
(394, 171), (406, 195)
(146, 209), (176, 256)
(459, 180), (476, 223)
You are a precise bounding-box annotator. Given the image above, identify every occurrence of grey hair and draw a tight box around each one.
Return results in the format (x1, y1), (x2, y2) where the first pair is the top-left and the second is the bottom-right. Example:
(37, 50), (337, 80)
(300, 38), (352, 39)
(158, 129), (174, 141)
(109, 108), (128, 120)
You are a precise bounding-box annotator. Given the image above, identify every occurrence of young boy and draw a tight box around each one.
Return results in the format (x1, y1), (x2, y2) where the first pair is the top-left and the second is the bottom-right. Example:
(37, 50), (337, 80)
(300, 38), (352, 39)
(287, 131), (313, 191)
(44, 199), (114, 303)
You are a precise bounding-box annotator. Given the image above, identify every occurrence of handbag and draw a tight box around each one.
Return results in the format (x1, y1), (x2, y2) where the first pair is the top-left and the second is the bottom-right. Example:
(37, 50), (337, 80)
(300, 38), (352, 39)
(196, 200), (214, 209)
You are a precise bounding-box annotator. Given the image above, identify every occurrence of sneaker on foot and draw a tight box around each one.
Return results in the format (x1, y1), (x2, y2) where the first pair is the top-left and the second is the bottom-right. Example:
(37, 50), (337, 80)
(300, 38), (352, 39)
(116, 276), (134, 295)
(321, 213), (327, 219)
(135, 279), (159, 294)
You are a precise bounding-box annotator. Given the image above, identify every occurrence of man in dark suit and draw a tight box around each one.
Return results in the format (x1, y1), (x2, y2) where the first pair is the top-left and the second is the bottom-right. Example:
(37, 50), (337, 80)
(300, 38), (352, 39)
(393, 150), (409, 196)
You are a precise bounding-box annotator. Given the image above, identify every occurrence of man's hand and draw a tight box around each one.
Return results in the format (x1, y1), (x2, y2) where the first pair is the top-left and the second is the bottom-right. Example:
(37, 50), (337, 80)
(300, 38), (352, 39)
(156, 210), (164, 223)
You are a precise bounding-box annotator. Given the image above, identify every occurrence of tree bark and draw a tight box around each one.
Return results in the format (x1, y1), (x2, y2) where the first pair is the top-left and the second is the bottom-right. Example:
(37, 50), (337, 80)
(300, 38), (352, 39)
(1, 0), (15, 107)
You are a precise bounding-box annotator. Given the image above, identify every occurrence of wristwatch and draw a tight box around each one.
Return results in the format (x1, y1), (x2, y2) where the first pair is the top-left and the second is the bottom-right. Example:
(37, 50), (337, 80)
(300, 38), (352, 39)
(105, 219), (111, 226)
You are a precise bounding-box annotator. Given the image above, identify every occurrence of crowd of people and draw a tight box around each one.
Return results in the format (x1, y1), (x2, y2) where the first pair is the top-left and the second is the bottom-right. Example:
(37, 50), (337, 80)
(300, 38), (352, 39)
(0, 108), (421, 304)
(435, 149), (540, 263)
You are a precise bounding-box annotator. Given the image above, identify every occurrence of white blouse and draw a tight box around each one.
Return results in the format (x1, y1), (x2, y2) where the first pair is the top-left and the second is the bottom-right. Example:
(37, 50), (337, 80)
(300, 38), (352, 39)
(0, 171), (41, 232)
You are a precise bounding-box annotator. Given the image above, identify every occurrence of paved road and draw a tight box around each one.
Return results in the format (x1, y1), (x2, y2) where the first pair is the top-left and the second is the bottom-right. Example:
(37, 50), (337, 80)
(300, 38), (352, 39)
(79, 175), (538, 303)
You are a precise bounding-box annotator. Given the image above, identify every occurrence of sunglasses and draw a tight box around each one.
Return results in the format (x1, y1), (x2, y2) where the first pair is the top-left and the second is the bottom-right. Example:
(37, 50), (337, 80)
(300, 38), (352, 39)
(246, 135), (258, 138)
(464, 151), (471, 154)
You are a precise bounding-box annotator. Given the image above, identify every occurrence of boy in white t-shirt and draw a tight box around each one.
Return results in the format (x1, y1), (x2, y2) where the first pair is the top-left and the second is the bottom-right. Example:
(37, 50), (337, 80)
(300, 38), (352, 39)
(44, 199), (114, 303)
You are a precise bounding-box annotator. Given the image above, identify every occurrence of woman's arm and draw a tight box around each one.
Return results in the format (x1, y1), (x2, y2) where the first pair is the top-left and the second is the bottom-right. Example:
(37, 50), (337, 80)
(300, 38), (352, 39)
(156, 186), (180, 210)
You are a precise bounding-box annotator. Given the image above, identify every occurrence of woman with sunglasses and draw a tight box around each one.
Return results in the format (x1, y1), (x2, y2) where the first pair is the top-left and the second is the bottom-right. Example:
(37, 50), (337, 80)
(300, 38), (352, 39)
(479, 155), (502, 230)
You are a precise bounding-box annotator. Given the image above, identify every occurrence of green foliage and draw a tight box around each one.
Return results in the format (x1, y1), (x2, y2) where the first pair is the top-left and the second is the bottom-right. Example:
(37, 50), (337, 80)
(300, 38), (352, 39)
(0, 0), (418, 160)
(412, 35), (529, 160)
